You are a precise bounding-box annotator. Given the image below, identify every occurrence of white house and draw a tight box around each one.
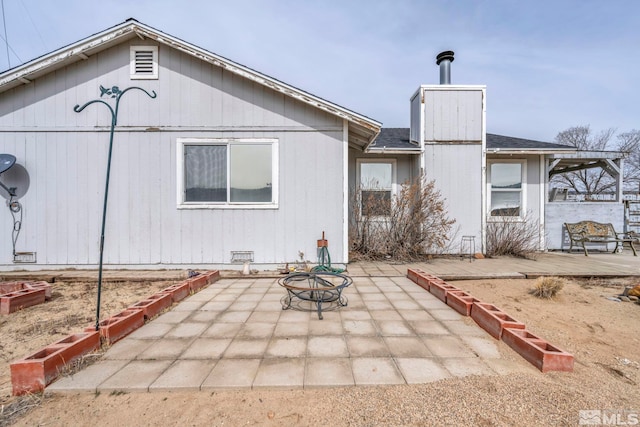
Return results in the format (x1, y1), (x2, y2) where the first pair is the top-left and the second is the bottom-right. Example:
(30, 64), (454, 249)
(0, 19), (380, 269)
(0, 20), (627, 270)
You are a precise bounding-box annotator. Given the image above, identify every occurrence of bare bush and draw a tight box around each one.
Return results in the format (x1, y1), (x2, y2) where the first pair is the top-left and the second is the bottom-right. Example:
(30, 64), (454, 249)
(530, 276), (567, 299)
(485, 213), (540, 259)
(349, 178), (455, 261)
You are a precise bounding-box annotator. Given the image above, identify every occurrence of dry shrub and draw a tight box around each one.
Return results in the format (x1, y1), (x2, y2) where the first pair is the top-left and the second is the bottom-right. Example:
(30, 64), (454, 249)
(530, 276), (567, 299)
(349, 178), (455, 261)
(485, 213), (540, 259)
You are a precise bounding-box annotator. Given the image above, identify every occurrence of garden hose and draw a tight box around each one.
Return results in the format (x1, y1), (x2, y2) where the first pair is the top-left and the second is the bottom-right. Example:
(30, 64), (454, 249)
(312, 244), (345, 274)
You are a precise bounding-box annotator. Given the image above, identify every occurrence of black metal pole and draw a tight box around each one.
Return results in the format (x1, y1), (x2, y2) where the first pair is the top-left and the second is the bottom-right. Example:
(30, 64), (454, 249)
(74, 86), (156, 331)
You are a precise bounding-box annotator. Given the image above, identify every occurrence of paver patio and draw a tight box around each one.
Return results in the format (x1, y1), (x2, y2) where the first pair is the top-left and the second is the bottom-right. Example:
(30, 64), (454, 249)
(48, 275), (529, 393)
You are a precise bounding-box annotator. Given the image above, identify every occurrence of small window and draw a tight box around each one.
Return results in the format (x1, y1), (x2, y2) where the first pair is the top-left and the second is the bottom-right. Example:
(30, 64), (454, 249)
(130, 46), (158, 80)
(488, 161), (525, 218)
(177, 139), (278, 209)
(358, 161), (395, 217)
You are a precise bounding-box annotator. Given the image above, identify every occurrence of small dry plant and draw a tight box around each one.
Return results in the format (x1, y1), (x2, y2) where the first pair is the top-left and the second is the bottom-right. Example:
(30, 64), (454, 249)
(485, 213), (540, 259)
(530, 276), (567, 299)
(349, 178), (455, 261)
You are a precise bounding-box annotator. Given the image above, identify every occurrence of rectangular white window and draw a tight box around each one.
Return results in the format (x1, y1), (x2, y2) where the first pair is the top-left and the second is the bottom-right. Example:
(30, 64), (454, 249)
(177, 139), (278, 208)
(130, 46), (158, 80)
(489, 161), (526, 218)
(358, 160), (395, 217)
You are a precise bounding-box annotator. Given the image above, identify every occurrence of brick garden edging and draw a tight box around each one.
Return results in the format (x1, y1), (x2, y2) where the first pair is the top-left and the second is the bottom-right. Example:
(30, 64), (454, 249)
(406, 268), (574, 373)
(10, 270), (220, 395)
(0, 281), (53, 315)
(10, 331), (100, 395)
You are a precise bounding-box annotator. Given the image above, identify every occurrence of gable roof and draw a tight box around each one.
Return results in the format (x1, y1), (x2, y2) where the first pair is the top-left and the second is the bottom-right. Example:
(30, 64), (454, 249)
(0, 18), (381, 147)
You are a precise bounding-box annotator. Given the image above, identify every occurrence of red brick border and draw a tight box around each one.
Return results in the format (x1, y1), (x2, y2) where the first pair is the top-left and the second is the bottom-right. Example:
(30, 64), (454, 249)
(0, 288), (46, 315)
(406, 269), (573, 372)
(446, 290), (480, 316)
(470, 302), (525, 339)
(502, 327), (574, 372)
(128, 292), (173, 320)
(10, 331), (100, 395)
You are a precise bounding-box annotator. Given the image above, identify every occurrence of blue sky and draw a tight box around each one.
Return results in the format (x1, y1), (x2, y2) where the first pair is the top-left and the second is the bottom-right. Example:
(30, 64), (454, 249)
(1, 0), (638, 142)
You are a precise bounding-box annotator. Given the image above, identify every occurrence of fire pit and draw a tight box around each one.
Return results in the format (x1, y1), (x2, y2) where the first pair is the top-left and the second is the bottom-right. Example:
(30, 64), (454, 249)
(278, 272), (352, 320)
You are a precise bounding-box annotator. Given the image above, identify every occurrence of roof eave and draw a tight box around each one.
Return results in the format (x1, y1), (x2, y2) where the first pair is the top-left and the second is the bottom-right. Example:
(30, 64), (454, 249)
(0, 20), (138, 92)
(487, 149), (577, 155)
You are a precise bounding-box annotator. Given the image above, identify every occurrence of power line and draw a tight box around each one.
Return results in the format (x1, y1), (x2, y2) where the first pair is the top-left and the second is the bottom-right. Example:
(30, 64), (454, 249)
(20, 0), (47, 52)
(1, 0), (10, 68)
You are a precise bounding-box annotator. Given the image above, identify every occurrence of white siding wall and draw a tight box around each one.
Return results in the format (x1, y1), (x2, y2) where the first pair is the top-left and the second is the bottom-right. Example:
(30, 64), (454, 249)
(0, 41), (347, 268)
(409, 91), (421, 144)
(423, 87), (483, 143)
(424, 145), (482, 250)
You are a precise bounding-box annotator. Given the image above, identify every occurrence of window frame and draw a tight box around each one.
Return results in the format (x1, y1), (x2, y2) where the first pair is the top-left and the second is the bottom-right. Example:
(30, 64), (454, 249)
(487, 159), (527, 220)
(130, 46), (159, 80)
(177, 138), (279, 209)
(356, 159), (397, 219)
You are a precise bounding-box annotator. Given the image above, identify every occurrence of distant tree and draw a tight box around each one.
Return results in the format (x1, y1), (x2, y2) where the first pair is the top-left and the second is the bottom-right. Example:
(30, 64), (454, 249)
(552, 125), (640, 195)
(617, 130), (640, 192)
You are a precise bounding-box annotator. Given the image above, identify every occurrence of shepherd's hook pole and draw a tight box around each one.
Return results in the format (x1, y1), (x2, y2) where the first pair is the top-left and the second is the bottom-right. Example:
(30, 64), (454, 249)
(74, 86), (157, 331)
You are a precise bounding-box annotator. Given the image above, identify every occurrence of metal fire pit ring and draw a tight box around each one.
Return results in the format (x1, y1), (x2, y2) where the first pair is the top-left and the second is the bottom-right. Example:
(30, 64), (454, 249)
(278, 271), (352, 320)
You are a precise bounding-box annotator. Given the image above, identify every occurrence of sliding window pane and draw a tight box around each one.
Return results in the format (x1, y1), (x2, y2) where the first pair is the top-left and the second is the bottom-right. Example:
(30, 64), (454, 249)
(185, 145), (227, 202)
(230, 144), (272, 203)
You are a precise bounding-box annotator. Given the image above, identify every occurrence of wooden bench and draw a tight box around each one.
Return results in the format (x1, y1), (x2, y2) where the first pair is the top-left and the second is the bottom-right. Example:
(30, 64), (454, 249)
(564, 221), (637, 256)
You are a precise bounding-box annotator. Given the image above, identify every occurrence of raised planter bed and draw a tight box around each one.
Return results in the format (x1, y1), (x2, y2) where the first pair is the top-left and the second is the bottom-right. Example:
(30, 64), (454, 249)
(446, 290), (481, 316)
(502, 327), (574, 372)
(128, 292), (173, 320)
(87, 308), (144, 345)
(10, 331), (100, 395)
(1, 287), (46, 315)
(471, 302), (525, 339)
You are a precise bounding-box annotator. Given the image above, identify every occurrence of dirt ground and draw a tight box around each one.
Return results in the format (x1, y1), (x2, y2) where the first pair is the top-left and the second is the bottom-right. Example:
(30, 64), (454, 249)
(1, 275), (639, 426)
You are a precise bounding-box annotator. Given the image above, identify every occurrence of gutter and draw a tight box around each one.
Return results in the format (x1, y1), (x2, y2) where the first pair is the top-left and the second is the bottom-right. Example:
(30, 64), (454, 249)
(487, 149), (577, 155)
(365, 147), (421, 155)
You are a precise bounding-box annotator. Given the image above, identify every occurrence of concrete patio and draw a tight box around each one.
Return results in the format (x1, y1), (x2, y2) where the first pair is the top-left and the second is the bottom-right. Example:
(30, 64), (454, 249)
(39, 251), (638, 393)
(47, 275), (530, 393)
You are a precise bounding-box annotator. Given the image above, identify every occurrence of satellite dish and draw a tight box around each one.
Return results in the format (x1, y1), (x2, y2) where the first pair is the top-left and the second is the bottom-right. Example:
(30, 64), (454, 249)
(0, 154), (16, 174)
(0, 161), (30, 200)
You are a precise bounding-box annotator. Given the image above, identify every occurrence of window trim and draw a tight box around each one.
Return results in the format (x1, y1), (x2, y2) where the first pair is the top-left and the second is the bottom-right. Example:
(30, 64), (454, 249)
(356, 158), (397, 218)
(177, 138), (279, 209)
(487, 159), (527, 221)
(130, 46), (159, 80)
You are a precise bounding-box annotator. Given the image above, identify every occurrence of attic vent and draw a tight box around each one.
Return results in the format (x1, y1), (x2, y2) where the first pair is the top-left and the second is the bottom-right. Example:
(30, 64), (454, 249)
(130, 46), (158, 80)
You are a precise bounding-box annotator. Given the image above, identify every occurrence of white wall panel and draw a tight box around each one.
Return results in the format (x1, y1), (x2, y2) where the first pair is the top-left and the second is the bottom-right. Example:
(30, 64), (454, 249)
(423, 144), (483, 251)
(424, 88), (483, 142)
(0, 39), (347, 268)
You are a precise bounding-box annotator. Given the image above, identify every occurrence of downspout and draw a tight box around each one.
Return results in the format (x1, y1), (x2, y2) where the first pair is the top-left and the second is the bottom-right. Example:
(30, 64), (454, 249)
(540, 154), (546, 251)
(480, 88), (487, 253)
(342, 119), (349, 264)
(420, 87), (426, 176)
